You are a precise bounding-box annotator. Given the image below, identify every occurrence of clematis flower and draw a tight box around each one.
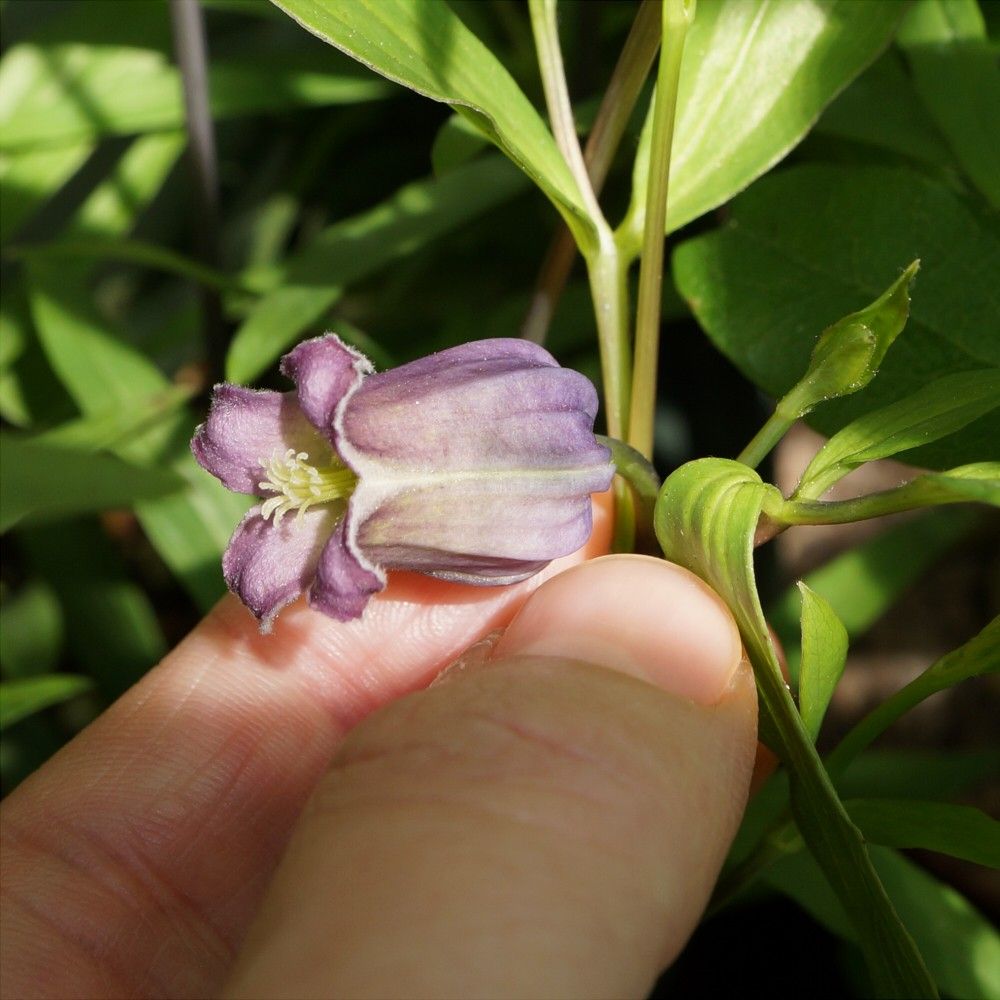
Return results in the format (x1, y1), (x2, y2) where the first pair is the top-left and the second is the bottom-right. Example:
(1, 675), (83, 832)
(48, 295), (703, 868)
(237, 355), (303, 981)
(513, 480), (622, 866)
(191, 335), (614, 630)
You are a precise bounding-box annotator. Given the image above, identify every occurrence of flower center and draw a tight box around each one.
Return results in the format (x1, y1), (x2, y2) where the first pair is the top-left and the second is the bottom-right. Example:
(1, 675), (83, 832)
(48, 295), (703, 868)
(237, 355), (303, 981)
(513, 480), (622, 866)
(258, 448), (357, 525)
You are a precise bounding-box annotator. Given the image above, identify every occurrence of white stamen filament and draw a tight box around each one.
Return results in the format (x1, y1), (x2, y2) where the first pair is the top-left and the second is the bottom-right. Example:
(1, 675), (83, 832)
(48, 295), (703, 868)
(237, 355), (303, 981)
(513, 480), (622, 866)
(258, 448), (356, 525)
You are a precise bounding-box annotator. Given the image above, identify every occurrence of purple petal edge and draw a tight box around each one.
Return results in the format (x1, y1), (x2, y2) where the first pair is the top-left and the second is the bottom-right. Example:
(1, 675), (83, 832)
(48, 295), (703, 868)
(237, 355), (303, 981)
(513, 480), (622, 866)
(308, 519), (386, 622)
(223, 505), (338, 633)
(280, 334), (372, 436)
(192, 385), (326, 495)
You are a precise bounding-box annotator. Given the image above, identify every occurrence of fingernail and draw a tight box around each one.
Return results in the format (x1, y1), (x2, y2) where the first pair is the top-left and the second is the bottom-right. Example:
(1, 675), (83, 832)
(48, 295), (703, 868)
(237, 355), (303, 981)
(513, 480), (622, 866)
(491, 555), (743, 705)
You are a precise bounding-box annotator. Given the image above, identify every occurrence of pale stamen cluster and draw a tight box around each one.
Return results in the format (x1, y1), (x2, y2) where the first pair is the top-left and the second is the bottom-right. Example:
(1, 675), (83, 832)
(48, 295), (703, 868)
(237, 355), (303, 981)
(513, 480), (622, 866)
(258, 448), (356, 524)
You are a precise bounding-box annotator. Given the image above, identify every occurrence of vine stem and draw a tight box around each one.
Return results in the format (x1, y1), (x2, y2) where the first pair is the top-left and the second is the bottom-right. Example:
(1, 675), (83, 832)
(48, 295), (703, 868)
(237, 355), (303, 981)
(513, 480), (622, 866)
(522, 0), (662, 345)
(627, 0), (694, 458)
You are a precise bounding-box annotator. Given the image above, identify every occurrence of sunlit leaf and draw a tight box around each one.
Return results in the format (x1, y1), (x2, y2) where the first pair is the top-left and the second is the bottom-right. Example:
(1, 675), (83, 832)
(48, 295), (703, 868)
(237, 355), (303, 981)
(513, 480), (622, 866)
(622, 0), (902, 247)
(777, 262), (919, 426)
(270, 0), (597, 249)
(228, 156), (529, 383)
(0, 43), (389, 150)
(0, 141), (94, 240)
(768, 509), (975, 673)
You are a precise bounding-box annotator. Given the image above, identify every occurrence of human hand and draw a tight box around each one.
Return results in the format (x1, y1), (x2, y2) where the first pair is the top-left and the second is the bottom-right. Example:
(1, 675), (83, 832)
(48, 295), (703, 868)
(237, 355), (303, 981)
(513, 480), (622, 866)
(1, 503), (756, 999)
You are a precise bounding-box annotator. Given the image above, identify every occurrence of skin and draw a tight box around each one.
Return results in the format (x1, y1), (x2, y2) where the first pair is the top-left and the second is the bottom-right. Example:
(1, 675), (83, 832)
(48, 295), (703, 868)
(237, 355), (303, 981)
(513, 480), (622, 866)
(1, 496), (758, 999)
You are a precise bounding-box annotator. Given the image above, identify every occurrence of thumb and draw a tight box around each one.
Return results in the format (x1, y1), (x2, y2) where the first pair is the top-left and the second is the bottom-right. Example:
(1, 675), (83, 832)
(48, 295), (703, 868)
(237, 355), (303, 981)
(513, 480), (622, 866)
(224, 555), (757, 1000)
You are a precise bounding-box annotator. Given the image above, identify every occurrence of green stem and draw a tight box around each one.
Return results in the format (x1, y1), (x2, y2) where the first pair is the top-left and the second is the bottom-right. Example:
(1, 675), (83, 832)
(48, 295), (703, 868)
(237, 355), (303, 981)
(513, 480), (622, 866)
(528, 0), (605, 225)
(521, 0), (662, 345)
(737, 408), (795, 469)
(586, 249), (632, 439)
(744, 632), (937, 999)
(627, 0), (693, 458)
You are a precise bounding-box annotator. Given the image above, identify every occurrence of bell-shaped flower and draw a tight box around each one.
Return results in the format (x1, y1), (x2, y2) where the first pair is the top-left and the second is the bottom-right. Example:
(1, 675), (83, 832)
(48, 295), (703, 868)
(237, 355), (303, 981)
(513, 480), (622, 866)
(192, 335), (614, 629)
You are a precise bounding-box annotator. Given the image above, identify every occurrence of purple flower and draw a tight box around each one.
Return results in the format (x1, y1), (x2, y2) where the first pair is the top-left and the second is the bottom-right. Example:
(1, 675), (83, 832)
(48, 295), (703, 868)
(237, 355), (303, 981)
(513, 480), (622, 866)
(192, 335), (614, 630)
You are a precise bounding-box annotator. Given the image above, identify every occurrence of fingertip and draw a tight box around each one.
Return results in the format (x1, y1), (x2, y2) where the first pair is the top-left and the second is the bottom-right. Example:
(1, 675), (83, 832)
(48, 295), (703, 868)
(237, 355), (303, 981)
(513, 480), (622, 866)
(493, 554), (744, 705)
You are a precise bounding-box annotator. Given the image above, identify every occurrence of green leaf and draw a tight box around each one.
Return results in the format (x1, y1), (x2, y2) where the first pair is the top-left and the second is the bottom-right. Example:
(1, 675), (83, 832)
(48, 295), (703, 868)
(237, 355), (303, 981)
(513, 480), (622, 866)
(136, 449), (254, 612)
(431, 113), (491, 176)
(0, 435), (185, 532)
(918, 463), (1000, 506)
(871, 848), (1000, 1000)
(846, 799), (1000, 869)
(815, 49), (952, 167)
(828, 617), (1000, 776)
(897, 0), (1000, 209)
(227, 155), (529, 383)
(34, 386), (194, 453)
(796, 371), (1000, 499)
(673, 165), (1000, 468)
(766, 847), (1000, 1000)
(0, 581), (63, 679)
(24, 134), (251, 608)
(8, 238), (250, 296)
(797, 583), (848, 740)
(655, 458), (935, 998)
(0, 43), (389, 150)
(838, 749), (1000, 803)
(0, 674), (92, 730)
(270, 0), (596, 249)
(622, 0), (903, 247)
(768, 509), (975, 668)
(20, 519), (168, 697)
(777, 262), (919, 424)
(0, 141), (94, 240)
(64, 132), (185, 240)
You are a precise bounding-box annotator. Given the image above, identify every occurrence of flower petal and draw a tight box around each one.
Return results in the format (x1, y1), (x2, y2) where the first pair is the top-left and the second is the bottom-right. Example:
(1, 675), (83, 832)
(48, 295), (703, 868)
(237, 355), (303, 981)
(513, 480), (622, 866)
(308, 519), (386, 622)
(334, 338), (614, 585)
(356, 485), (593, 584)
(280, 334), (372, 435)
(222, 504), (340, 632)
(338, 338), (610, 475)
(191, 386), (329, 495)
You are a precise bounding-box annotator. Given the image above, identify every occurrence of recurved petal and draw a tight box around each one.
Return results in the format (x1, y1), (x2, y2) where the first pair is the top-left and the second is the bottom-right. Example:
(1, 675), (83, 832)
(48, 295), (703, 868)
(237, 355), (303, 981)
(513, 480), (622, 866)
(222, 505), (340, 632)
(280, 334), (372, 435)
(337, 339), (610, 476)
(309, 519), (386, 622)
(192, 386), (329, 495)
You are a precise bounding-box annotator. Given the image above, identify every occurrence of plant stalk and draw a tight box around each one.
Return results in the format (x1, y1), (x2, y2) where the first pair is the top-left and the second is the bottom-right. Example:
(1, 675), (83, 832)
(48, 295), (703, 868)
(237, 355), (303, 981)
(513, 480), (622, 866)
(521, 0), (662, 344)
(627, 0), (693, 458)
